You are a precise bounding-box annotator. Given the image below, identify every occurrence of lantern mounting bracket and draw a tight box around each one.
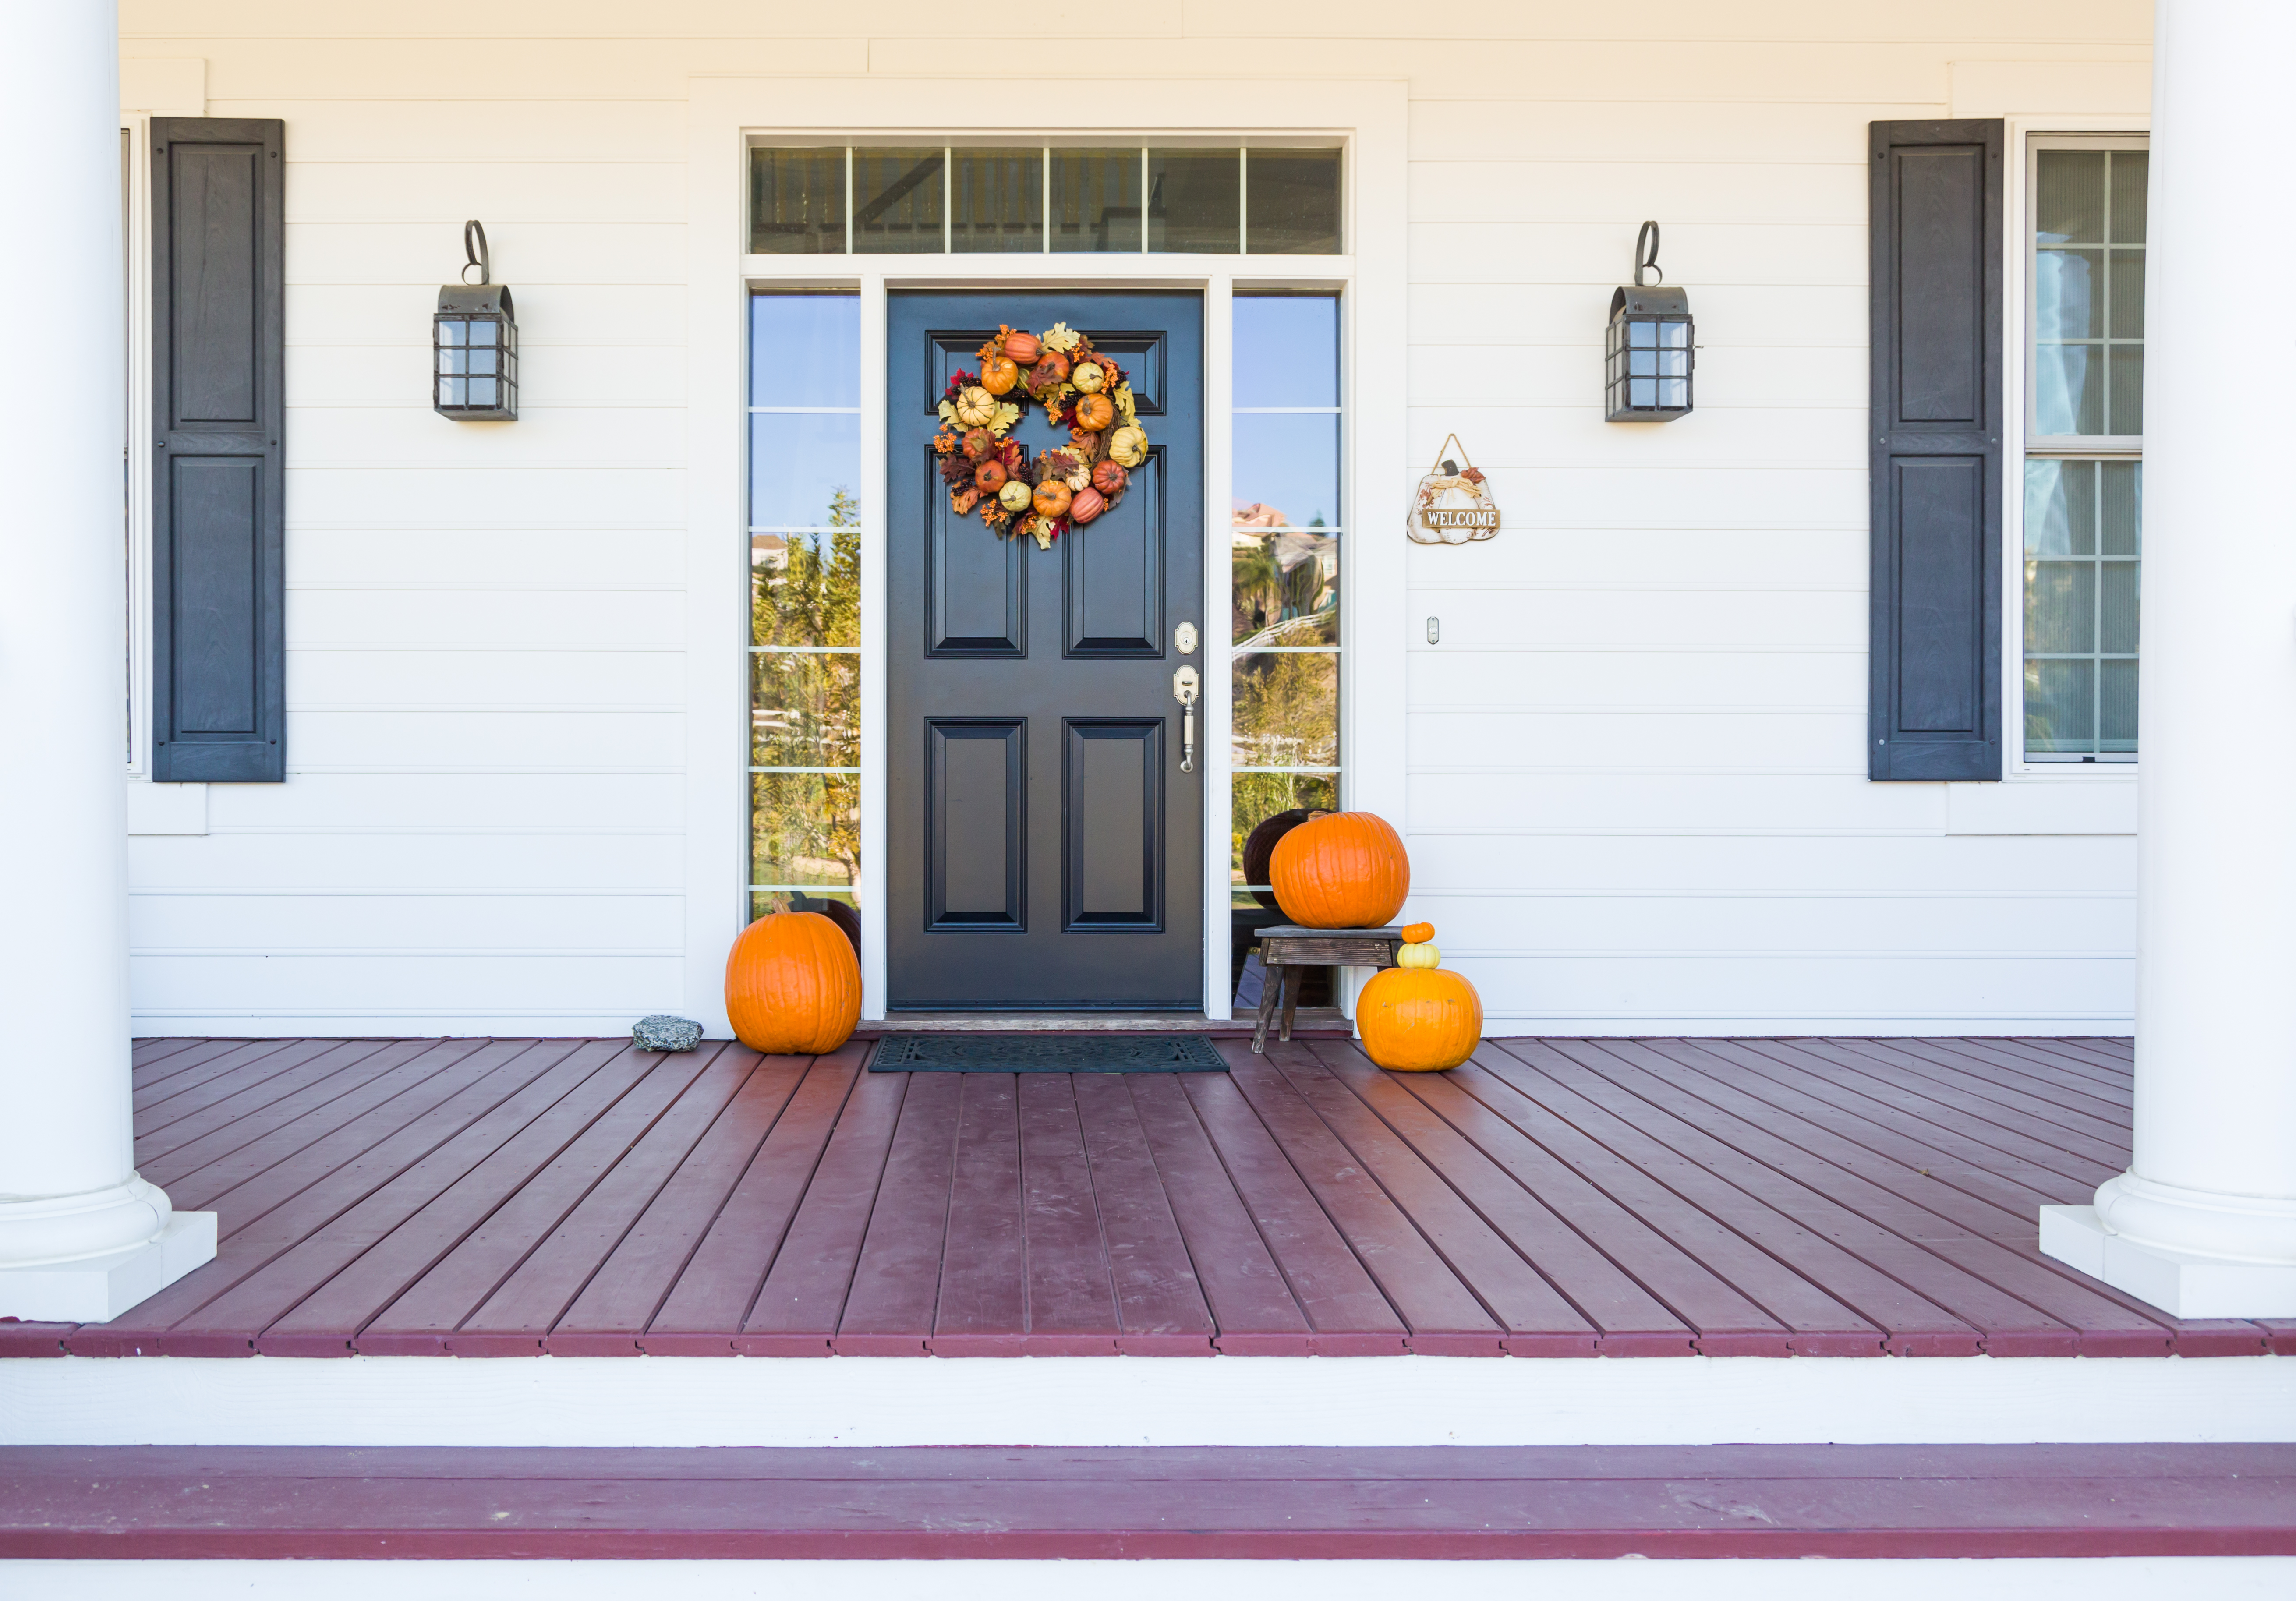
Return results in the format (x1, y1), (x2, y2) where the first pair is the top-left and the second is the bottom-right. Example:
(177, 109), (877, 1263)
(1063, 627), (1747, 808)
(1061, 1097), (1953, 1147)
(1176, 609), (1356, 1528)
(462, 219), (492, 286)
(1633, 219), (1663, 287)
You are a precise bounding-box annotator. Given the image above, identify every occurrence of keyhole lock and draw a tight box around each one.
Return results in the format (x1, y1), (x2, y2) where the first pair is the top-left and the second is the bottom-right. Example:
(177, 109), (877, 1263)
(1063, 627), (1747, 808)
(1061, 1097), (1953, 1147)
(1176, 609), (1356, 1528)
(1172, 664), (1201, 774)
(1175, 621), (1199, 655)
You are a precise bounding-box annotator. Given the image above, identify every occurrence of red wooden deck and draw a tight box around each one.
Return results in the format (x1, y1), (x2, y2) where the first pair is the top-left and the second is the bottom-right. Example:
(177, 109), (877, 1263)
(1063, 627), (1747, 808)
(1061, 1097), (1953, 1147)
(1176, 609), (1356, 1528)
(4, 1032), (2288, 1360)
(6, 1443), (2292, 1559)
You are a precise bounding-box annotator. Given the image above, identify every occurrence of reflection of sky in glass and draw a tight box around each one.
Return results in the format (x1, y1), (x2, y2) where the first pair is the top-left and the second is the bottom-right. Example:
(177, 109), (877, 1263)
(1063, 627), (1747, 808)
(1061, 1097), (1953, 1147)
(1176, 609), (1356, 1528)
(750, 413), (860, 527)
(1234, 414), (1338, 527)
(750, 293), (860, 407)
(1235, 296), (1337, 406)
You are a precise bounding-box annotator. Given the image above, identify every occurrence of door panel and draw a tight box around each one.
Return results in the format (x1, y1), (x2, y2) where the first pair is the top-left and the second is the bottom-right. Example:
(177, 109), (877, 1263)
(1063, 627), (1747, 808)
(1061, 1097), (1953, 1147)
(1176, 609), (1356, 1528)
(888, 291), (1203, 1008)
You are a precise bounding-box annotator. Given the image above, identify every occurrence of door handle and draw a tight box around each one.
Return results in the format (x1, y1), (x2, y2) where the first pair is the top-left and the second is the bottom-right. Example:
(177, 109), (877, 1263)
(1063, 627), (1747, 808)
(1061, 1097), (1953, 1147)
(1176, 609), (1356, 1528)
(1171, 664), (1200, 774)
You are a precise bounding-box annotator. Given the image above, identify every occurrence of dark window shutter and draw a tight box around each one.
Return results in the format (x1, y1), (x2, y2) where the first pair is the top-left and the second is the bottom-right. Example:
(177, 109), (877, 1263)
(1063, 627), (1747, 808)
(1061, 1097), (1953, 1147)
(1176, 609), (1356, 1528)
(1869, 119), (2003, 781)
(151, 118), (285, 782)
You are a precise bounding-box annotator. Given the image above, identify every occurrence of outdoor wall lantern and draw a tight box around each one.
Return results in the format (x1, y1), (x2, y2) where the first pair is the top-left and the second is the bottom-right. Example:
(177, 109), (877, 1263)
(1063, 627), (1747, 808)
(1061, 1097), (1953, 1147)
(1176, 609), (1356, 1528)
(434, 220), (518, 421)
(1605, 221), (1693, 422)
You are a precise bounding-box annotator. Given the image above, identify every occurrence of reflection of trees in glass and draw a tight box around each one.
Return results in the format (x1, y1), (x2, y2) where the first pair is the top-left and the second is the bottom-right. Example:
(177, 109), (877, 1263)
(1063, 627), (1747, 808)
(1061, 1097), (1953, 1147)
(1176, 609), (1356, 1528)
(752, 772), (860, 887)
(754, 488), (861, 646)
(750, 653), (859, 768)
(1231, 529), (1339, 646)
(1232, 650), (1338, 769)
(1230, 772), (1337, 883)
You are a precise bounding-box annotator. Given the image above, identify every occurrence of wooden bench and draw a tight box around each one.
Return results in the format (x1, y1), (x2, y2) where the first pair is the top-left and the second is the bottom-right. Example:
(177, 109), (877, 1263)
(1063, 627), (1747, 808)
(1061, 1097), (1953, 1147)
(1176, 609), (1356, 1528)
(1250, 923), (1404, 1052)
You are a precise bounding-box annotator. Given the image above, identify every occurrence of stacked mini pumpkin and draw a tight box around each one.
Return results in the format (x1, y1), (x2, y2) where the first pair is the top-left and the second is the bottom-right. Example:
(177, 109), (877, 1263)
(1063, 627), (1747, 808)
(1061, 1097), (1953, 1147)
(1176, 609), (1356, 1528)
(932, 321), (1149, 551)
(1267, 809), (1482, 1073)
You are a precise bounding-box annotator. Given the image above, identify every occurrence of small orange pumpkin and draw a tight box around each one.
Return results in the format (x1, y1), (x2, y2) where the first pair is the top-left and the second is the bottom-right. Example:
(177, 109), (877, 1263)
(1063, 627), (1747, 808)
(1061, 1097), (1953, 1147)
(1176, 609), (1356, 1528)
(974, 459), (1008, 494)
(1091, 460), (1127, 496)
(1356, 965), (1481, 1072)
(1073, 392), (1116, 431)
(724, 911), (861, 1055)
(1270, 811), (1410, 929)
(1003, 330), (1041, 366)
(1068, 484), (1106, 524)
(1400, 922), (1434, 944)
(980, 354), (1020, 396)
(1033, 479), (1072, 518)
(1029, 352), (1071, 390)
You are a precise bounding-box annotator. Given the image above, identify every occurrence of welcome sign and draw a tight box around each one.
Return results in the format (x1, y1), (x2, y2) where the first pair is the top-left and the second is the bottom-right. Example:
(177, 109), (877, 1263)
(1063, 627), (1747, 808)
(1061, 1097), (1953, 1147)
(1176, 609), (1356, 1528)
(1406, 434), (1500, 545)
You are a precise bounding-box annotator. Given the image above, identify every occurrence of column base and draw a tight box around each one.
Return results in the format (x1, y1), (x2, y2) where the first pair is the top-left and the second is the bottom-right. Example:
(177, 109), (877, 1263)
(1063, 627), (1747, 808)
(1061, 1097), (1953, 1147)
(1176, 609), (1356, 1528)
(0, 1211), (216, 1323)
(2040, 1205), (2296, 1318)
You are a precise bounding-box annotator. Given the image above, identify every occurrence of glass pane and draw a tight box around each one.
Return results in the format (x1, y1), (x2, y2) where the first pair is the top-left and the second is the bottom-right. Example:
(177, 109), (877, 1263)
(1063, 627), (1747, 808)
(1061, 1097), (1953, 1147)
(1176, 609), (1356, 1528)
(2099, 561), (2140, 655)
(2024, 459), (2094, 556)
(750, 147), (845, 255)
(749, 413), (861, 528)
(2108, 346), (2144, 436)
(2025, 560), (2097, 654)
(1233, 650), (1339, 769)
(2108, 249), (2145, 339)
(1234, 294), (1339, 406)
(2100, 461), (2141, 555)
(437, 376), (464, 406)
(1051, 148), (1140, 253)
(751, 771), (860, 887)
(951, 147), (1041, 253)
(1246, 148), (1342, 254)
(752, 888), (857, 923)
(2034, 249), (2101, 339)
(1147, 148), (1239, 253)
(2109, 151), (2149, 243)
(853, 147), (944, 253)
(1232, 413), (1339, 530)
(1231, 772), (1339, 892)
(751, 650), (860, 769)
(1232, 530), (1339, 645)
(2034, 343), (2102, 435)
(2036, 150), (2105, 243)
(753, 527), (861, 647)
(750, 293), (860, 408)
(2024, 657), (2096, 753)
(2100, 659), (2139, 751)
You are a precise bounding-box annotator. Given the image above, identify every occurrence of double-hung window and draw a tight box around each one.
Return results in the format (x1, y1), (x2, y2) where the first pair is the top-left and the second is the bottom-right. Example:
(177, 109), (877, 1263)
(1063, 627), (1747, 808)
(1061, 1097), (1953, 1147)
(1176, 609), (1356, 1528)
(2023, 138), (2146, 763)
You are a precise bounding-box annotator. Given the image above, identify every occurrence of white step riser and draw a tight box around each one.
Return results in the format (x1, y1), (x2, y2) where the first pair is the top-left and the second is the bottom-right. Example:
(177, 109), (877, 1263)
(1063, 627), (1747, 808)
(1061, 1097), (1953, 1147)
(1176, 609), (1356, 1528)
(5, 1353), (2290, 1448)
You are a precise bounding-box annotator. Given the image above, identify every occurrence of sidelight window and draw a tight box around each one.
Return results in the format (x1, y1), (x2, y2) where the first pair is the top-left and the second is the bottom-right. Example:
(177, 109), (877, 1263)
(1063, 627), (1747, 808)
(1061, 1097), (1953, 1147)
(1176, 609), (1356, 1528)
(750, 145), (1341, 255)
(2023, 138), (2145, 761)
(1229, 293), (1342, 908)
(747, 293), (863, 921)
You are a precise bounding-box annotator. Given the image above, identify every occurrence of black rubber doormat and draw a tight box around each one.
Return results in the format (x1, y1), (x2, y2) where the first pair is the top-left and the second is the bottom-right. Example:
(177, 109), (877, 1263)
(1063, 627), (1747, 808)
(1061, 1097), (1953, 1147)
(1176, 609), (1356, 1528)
(870, 1034), (1230, 1073)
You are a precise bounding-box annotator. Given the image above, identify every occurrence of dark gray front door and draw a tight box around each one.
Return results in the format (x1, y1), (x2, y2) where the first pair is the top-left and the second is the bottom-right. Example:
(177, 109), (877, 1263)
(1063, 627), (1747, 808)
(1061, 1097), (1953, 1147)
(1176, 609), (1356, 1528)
(887, 291), (1204, 1009)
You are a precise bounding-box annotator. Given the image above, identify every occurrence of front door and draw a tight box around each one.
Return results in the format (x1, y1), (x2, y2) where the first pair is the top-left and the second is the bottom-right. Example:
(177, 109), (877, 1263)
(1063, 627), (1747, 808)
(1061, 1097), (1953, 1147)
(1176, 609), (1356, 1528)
(887, 291), (1204, 1009)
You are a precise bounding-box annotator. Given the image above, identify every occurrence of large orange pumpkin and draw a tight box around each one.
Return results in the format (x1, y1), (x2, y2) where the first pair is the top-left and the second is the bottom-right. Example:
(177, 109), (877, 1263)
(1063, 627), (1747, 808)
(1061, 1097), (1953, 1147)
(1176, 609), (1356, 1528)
(725, 911), (860, 1055)
(1357, 965), (1481, 1072)
(1270, 810), (1409, 928)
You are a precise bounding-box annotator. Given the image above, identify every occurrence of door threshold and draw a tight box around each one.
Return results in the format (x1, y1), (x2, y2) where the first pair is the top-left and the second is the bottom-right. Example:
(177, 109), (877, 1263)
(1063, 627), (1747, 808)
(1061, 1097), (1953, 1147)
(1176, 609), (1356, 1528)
(860, 1010), (1350, 1035)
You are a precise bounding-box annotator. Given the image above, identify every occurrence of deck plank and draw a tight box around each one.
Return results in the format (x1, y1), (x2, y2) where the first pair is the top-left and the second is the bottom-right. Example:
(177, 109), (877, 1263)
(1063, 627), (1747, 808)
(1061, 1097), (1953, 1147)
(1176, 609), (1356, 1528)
(739, 1064), (908, 1352)
(1261, 1042), (1593, 1350)
(1016, 1074), (1123, 1350)
(134, 1039), (392, 1151)
(138, 1040), (434, 1178)
(1219, 1045), (1499, 1350)
(930, 1073), (1029, 1354)
(645, 1050), (863, 1351)
(1909, 1037), (2133, 1108)
(835, 1070), (963, 1355)
(360, 1046), (714, 1354)
(1559, 1040), (2176, 1355)
(459, 1043), (750, 1351)
(131, 1037), (267, 1096)
(1071, 1074), (1216, 1350)
(134, 1039), (319, 1116)
(1180, 1067), (1405, 1350)
(1817, 1039), (2133, 1155)
(1120, 1073), (1312, 1350)
(552, 1046), (799, 1350)
(1305, 1040), (1692, 1352)
(1852, 1037), (2136, 1128)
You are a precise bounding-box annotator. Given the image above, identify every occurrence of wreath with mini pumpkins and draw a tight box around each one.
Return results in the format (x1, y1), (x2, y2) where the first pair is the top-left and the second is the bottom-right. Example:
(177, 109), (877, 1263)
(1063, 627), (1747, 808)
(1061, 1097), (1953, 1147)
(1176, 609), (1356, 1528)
(933, 322), (1150, 551)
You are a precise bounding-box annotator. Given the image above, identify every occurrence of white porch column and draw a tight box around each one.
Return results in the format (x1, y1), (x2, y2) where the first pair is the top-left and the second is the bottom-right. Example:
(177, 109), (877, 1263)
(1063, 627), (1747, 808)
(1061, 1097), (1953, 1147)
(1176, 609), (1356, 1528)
(2038, 0), (2296, 1316)
(0, 0), (214, 1321)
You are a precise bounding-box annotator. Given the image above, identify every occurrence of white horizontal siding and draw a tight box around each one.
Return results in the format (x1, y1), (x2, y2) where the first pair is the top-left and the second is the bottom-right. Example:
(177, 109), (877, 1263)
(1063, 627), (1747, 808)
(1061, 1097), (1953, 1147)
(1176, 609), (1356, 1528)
(126, 1), (2142, 1033)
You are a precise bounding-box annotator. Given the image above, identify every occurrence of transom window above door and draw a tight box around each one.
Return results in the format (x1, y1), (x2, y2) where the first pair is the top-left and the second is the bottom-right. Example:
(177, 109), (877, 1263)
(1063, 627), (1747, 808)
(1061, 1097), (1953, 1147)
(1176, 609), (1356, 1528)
(749, 145), (1341, 255)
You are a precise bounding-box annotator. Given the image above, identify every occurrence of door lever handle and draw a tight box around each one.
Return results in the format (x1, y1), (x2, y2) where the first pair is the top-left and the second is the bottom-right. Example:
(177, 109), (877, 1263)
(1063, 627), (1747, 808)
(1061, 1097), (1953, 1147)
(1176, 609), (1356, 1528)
(1171, 665), (1200, 774)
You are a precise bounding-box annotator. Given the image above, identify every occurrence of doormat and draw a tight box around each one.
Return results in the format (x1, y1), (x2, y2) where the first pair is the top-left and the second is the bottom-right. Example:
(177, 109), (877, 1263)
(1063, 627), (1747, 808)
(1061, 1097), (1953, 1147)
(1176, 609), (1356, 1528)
(870, 1034), (1229, 1073)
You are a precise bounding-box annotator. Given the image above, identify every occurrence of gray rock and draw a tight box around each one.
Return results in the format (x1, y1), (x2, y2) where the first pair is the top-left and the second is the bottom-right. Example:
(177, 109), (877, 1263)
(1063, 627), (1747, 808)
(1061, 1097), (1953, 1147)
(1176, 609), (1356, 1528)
(632, 1014), (703, 1052)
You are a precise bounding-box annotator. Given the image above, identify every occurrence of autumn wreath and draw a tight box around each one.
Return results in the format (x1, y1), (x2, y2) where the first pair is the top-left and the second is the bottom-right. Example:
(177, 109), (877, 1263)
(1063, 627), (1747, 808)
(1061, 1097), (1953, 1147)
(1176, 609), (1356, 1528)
(933, 321), (1150, 551)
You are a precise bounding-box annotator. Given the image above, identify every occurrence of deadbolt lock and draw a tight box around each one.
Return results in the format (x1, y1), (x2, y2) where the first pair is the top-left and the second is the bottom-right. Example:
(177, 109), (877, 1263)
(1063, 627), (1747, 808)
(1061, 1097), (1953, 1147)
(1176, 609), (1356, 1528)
(1175, 621), (1199, 655)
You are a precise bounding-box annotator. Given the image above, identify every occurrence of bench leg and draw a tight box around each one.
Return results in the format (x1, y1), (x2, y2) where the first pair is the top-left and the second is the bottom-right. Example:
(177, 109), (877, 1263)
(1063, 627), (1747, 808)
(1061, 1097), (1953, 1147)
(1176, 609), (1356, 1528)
(1278, 965), (1301, 1044)
(1252, 961), (1283, 1053)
